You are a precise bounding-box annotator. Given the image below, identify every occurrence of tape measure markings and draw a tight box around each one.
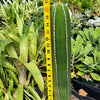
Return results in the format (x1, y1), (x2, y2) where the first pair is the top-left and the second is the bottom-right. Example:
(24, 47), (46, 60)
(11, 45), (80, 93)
(43, 0), (53, 100)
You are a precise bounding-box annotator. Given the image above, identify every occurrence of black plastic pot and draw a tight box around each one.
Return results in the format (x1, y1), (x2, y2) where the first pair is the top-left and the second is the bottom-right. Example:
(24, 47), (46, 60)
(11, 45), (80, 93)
(72, 79), (100, 100)
(37, 79), (100, 100)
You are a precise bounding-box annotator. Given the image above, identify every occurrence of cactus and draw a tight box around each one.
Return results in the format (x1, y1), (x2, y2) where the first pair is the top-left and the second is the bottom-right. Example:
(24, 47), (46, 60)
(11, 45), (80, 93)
(51, 3), (71, 100)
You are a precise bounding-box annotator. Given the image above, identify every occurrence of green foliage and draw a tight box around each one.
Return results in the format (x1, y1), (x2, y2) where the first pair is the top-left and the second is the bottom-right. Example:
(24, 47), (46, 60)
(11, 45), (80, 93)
(0, 90), (4, 100)
(27, 86), (41, 100)
(16, 85), (23, 100)
(79, 27), (100, 44)
(72, 27), (100, 81)
(0, 0), (46, 99)
(25, 61), (44, 92)
(90, 73), (100, 81)
(67, 0), (100, 13)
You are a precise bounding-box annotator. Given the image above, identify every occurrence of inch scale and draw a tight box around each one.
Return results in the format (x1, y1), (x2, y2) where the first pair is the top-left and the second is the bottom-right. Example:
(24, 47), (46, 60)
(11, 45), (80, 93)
(43, 0), (53, 100)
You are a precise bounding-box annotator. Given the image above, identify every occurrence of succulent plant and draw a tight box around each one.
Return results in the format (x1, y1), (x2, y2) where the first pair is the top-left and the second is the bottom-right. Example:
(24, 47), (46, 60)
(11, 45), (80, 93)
(51, 3), (71, 100)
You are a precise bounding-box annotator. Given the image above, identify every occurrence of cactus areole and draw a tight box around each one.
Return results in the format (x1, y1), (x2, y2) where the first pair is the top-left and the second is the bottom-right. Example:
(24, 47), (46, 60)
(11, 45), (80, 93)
(51, 3), (71, 100)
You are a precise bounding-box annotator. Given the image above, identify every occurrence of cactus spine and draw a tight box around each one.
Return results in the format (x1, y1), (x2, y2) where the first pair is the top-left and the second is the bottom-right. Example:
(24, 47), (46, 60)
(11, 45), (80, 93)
(51, 3), (71, 100)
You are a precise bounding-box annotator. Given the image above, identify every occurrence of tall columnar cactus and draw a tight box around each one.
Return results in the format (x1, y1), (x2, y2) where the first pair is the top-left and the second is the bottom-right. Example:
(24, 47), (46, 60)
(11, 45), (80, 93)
(51, 3), (71, 100)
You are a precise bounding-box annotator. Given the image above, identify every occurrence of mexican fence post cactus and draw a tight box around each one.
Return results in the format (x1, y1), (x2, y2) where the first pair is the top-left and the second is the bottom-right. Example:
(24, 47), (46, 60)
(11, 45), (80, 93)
(51, 3), (71, 100)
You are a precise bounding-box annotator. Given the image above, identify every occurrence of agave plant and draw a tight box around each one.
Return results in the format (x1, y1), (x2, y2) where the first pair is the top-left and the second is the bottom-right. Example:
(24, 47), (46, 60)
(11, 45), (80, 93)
(0, 0), (46, 99)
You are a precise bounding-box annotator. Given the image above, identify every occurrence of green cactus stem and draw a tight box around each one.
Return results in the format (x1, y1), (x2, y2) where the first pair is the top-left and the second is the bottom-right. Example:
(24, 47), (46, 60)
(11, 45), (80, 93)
(51, 3), (71, 100)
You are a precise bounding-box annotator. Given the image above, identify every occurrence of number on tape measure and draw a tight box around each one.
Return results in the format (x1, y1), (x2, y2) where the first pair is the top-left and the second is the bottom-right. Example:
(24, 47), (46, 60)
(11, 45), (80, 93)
(46, 30), (49, 34)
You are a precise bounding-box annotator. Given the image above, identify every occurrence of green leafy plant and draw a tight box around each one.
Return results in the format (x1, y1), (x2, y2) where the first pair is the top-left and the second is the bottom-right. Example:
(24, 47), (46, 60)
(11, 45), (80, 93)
(0, 0), (46, 99)
(71, 27), (100, 81)
(67, 0), (100, 13)
(79, 27), (100, 46)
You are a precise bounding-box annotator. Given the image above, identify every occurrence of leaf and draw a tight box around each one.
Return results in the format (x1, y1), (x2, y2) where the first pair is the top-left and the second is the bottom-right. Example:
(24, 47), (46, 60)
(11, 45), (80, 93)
(96, 51), (100, 63)
(84, 28), (90, 41)
(8, 32), (20, 43)
(74, 47), (85, 61)
(7, 90), (14, 100)
(95, 66), (100, 71)
(38, 43), (45, 64)
(7, 79), (14, 100)
(75, 64), (89, 73)
(25, 60), (44, 92)
(0, 32), (6, 40)
(24, 90), (36, 100)
(3, 21), (17, 36)
(83, 56), (93, 65)
(1, 23), (20, 43)
(9, 21), (18, 35)
(19, 34), (28, 63)
(4, 93), (9, 100)
(3, 61), (17, 73)
(88, 27), (94, 42)
(92, 27), (100, 41)
(0, 39), (12, 52)
(77, 71), (85, 76)
(17, 17), (23, 36)
(73, 35), (83, 56)
(27, 86), (41, 100)
(8, 78), (14, 92)
(16, 85), (23, 100)
(7, 70), (18, 85)
(0, 67), (7, 87)
(84, 43), (92, 56)
(0, 90), (4, 100)
(6, 44), (18, 59)
(0, 57), (3, 67)
(93, 48), (100, 64)
(28, 23), (37, 61)
(90, 73), (100, 81)
(79, 31), (86, 44)
(0, 79), (4, 89)
(76, 64), (88, 69)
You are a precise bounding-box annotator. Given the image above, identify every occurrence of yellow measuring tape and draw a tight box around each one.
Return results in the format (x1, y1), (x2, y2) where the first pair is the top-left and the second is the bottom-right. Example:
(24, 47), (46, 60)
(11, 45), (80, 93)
(43, 0), (53, 100)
